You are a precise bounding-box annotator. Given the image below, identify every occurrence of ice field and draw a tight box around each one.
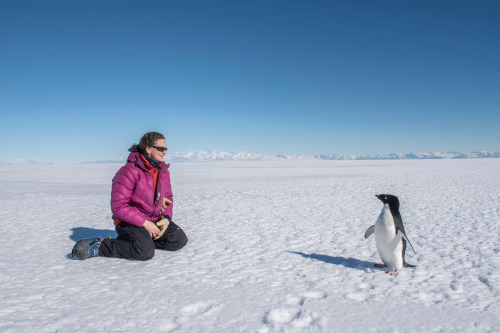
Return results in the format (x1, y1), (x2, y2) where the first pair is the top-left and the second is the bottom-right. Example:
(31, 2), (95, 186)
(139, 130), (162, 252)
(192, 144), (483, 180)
(0, 159), (499, 332)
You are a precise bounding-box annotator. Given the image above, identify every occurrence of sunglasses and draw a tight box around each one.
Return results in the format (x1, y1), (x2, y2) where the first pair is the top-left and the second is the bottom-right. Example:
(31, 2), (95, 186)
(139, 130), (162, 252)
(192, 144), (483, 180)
(152, 146), (168, 153)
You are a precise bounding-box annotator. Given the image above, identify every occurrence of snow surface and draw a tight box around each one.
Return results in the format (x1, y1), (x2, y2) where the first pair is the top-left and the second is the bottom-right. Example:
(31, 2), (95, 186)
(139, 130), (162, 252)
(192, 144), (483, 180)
(1, 159), (499, 332)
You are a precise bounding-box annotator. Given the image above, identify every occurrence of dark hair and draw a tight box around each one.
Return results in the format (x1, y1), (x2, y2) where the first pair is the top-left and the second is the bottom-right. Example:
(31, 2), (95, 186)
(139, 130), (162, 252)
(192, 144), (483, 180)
(129, 132), (165, 154)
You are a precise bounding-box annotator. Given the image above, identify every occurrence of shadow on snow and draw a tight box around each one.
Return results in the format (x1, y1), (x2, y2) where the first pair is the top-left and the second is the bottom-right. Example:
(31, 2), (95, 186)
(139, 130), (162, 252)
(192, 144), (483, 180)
(288, 251), (377, 271)
(69, 227), (117, 242)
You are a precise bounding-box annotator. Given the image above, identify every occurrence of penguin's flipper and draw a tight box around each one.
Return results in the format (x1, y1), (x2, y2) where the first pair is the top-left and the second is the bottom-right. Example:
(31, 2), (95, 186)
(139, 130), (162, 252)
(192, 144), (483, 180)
(404, 262), (416, 268)
(397, 228), (416, 254)
(364, 225), (375, 239)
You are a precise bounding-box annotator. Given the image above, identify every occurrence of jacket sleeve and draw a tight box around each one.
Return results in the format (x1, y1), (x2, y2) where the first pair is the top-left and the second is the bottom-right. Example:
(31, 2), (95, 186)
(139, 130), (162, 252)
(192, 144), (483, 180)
(162, 169), (174, 219)
(111, 166), (149, 227)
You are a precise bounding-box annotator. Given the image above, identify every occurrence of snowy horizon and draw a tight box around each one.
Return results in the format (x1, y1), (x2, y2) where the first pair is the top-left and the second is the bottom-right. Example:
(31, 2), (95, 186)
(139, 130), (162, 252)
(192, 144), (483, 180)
(1, 149), (499, 165)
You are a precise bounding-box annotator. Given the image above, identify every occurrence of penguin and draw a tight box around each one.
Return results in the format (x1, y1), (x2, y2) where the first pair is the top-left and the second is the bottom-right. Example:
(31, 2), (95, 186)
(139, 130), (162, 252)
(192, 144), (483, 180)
(364, 194), (416, 275)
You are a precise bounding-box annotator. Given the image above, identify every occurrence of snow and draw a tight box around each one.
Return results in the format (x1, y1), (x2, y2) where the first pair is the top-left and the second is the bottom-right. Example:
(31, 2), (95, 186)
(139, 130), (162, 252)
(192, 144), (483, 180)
(0, 159), (499, 332)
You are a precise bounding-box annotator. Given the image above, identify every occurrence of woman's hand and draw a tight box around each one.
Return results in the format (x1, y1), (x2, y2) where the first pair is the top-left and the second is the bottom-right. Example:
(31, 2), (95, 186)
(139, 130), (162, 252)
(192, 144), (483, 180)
(143, 220), (160, 238)
(160, 198), (172, 214)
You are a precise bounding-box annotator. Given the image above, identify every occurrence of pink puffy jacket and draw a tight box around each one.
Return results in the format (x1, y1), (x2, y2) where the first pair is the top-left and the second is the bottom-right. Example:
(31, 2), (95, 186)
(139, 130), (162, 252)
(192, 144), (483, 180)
(111, 152), (173, 227)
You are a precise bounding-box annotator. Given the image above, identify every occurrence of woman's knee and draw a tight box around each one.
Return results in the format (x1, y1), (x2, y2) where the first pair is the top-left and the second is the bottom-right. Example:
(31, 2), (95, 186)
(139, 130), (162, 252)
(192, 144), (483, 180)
(168, 230), (188, 251)
(132, 240), (155, 260)
(176, 232), (188, 250)
(155, 229), (188, 251)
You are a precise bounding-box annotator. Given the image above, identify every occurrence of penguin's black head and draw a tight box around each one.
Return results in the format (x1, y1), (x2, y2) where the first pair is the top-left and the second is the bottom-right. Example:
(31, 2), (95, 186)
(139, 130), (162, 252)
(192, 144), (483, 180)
(375, 194), (400, 209)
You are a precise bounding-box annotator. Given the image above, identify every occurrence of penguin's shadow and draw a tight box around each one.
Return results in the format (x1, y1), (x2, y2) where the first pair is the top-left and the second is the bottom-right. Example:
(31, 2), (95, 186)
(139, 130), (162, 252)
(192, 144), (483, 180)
(67, 227), (117, 259)
(288, 251), (377, 271)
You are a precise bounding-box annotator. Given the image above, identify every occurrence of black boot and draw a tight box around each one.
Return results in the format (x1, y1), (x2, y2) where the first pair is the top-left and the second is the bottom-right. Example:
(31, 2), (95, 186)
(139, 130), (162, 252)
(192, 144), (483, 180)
(72, 238), (103, 260)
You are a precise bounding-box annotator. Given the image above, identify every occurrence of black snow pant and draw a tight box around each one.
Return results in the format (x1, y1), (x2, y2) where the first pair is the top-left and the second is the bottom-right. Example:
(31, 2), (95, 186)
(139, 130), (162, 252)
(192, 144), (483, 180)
(100, 221), (188, 261)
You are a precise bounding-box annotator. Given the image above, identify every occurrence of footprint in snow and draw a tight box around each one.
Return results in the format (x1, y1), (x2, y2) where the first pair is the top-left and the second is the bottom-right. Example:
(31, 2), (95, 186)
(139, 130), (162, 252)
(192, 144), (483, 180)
(261, 292), (326, 330)
(168, 301), (221, 328)
(180, 301), (220, 317)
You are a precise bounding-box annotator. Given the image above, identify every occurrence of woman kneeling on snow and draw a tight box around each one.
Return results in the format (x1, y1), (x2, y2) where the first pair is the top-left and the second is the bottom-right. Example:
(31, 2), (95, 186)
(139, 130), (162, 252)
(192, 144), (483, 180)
(72, 131), (188, 260)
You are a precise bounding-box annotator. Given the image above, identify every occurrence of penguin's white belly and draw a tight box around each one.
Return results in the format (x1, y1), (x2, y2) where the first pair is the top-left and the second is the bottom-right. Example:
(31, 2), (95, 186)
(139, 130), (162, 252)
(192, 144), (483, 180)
(375, 204), (403, 270)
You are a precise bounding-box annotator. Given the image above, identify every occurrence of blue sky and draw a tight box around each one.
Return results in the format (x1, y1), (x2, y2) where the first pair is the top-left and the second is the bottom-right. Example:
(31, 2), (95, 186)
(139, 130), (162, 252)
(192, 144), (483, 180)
(1, 0), (499, 163)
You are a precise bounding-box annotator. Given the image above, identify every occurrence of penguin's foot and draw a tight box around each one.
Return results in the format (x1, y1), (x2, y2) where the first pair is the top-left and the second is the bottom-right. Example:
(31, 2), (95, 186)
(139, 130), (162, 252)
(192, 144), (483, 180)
(388, 269), (399, 276)
(374, 263), (387, 268)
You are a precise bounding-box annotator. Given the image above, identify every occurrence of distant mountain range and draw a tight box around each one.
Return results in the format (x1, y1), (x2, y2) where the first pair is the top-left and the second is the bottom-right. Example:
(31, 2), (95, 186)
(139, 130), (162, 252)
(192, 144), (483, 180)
(1, 151), (499, 165)
(316, 151), (500, 160)
(0, 159), (56, 165)
(85, 150), (500, 163)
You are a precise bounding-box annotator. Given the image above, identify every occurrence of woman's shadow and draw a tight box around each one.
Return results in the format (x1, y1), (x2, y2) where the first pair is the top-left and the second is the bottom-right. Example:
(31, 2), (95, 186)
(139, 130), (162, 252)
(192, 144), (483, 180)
(70, 227), (117, 242)
(288, 251), (377, 271)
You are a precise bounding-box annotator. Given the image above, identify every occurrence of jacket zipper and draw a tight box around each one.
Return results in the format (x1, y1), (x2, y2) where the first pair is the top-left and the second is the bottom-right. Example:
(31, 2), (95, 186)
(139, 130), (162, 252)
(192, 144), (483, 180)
(150, 169), (162, 221)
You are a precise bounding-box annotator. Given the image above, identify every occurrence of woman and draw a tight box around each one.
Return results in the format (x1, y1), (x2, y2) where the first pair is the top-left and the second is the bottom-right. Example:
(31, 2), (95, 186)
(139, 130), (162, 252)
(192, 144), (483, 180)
(72, 131), (188, 260)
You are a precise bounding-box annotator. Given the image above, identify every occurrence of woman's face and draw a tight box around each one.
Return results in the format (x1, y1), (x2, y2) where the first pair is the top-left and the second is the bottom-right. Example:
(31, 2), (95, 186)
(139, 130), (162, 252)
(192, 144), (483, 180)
(146, 139), (167, 163)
